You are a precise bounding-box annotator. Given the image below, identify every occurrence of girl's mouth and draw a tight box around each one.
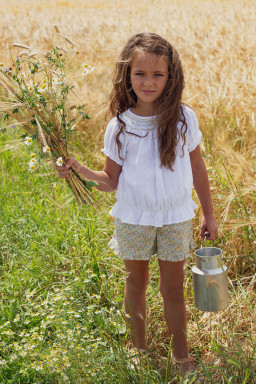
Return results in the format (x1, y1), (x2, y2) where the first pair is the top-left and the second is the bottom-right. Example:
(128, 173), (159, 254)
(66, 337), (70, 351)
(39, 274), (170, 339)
(142, 90), (155, 94)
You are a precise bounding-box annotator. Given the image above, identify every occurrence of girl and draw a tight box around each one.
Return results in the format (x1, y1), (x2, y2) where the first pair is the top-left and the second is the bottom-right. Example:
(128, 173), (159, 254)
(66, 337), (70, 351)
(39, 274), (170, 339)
(56, 33), (218, 374)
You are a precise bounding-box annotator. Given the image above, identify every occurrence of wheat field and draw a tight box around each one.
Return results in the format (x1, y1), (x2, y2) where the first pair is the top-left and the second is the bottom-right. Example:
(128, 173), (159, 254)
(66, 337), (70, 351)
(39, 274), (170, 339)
(0, 0), (255, 382)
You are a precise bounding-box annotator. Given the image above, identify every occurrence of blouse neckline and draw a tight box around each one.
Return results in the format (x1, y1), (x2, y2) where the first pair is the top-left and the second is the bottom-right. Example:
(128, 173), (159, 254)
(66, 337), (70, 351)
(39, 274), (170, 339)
(127, 108), (157, 121)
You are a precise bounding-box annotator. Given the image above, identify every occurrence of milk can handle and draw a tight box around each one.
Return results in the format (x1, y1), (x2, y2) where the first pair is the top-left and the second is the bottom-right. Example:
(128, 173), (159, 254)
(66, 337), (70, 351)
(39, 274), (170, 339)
(203, 231), (211, 247)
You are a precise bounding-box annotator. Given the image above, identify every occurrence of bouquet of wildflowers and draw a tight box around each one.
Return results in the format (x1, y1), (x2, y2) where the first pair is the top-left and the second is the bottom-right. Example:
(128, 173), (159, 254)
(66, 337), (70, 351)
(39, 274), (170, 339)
(0, 29), (97, 204)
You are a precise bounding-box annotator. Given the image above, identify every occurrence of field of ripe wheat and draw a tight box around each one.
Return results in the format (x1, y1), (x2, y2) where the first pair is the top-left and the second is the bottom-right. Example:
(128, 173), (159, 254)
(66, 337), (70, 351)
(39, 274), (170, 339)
(0, 0), (255, 383)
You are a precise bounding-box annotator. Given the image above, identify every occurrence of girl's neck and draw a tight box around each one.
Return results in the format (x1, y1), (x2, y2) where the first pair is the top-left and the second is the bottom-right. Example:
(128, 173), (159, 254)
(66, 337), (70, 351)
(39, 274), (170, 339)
(130, 103), (156, 117)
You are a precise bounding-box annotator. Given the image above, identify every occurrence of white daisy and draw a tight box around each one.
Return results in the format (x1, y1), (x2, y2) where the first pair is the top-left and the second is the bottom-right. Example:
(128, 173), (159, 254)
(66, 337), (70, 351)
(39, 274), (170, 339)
(26, 80), (34, 91)
(29, 163), (36, 172)
(43, 145), (50, 153)
(82, 64), (94, 76)
(56, 157), (63, 166)
(17, 72), (26, 81)
(29, 158), (36, 166)
(24, 136), (32, 145)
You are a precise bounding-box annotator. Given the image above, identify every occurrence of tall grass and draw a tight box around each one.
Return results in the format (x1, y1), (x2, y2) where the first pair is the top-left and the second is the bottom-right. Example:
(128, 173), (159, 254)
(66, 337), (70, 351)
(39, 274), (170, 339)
(0, 0), (255, 383)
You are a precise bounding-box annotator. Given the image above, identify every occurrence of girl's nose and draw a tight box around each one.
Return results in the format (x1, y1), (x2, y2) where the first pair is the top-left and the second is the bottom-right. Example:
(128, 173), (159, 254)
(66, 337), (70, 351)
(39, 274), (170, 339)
(143, 76), (154, 86)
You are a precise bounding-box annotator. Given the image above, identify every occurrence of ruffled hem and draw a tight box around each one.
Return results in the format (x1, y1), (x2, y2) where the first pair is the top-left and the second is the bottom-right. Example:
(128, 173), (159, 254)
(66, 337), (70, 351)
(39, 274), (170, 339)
(101, 149), (123, 166)
(188, 131), (202, 153)
(109, 200), (197, 227)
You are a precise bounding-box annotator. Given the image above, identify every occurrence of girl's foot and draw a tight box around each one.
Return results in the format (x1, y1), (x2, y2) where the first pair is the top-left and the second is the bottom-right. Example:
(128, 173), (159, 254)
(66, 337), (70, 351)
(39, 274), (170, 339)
(128, 347), (147, 368)
(174, 356), (194, 375)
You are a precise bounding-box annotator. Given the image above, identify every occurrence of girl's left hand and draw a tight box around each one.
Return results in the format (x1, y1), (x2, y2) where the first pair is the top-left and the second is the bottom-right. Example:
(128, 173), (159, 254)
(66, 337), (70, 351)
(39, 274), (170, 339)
(200, 214), (218, 241)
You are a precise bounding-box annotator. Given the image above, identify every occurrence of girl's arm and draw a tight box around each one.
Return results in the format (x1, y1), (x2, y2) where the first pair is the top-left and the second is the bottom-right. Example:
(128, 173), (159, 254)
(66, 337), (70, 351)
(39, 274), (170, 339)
(189, 145), (218, 240)
(55, 156), (122, 192)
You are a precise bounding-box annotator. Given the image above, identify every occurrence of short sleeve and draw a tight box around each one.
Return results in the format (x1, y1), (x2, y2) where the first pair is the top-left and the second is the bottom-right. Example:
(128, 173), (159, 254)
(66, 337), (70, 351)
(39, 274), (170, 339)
(185, 107), (202, 152)
(101, 118), (126, 166)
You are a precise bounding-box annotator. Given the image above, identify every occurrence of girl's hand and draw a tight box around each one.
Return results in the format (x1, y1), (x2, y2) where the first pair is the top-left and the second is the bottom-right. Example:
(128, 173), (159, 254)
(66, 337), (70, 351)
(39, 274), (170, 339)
(200, 214), (218, 241)
(55, 157), (80, 178)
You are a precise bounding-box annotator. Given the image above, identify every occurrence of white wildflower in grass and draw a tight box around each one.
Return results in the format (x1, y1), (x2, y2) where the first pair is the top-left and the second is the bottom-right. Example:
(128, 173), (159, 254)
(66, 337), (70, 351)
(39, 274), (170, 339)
(38, 84), (47, 94)
(24, 136), (32, 145)
(26, 80), (35, 91)
(30, 153), (36, 158)
(43, 145), (50, 153)
(10, 354), (18, 362)
(46, 314), (55, 320)
(29, 68), (38, 74)
(0, 358), (7, 367)
(125, 313), (131, 319)
(3, 329), (14, 336)
(29, 158), (36, 172)
(36, 102), (43, 111)
(52, 76), (64, 89)
(82, 64), (94, 76)
(29, 163), (36, 172)
(56, 157), (63, 166)
(71, 125), (75, 130)
(17, 72), (26, 81)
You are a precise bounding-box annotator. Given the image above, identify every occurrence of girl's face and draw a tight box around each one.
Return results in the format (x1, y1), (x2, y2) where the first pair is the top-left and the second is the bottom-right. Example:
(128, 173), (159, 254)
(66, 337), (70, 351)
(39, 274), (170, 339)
(130, 51), (169, 115)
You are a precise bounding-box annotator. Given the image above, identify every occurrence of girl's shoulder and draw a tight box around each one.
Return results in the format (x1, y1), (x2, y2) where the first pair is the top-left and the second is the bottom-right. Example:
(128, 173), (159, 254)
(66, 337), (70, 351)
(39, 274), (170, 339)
(181, 104), (198, 125)
(181, 105), (201, 152)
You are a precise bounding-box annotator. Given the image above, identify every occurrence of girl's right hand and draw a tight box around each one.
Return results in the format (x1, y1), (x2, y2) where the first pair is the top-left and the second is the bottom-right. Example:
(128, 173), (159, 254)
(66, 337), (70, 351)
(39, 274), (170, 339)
(55, 157), (79, 178)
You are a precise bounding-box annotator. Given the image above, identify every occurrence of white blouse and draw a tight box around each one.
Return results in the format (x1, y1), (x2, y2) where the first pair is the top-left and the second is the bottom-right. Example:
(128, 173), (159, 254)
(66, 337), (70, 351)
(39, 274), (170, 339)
(101, 105), (202, 227)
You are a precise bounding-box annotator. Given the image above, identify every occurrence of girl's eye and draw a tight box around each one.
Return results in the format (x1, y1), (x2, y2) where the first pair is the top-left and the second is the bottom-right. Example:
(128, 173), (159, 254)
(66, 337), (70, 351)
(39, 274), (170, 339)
(154, 74), (163, 77)
(134, 73), (143, 76)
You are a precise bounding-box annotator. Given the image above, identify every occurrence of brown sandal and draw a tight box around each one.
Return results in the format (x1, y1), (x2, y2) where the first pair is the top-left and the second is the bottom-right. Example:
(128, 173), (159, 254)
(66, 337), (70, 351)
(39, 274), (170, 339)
(174, 356), (194, 375)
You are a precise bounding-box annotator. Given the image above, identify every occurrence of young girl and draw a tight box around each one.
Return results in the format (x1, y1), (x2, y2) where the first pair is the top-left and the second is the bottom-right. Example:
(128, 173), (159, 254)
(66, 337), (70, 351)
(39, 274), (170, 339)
(56, 32), (218, 374)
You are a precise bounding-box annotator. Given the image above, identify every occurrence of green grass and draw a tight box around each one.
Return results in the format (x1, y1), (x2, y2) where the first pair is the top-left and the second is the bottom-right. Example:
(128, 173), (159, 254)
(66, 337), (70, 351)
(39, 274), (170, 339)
(0, 124), (255, 383)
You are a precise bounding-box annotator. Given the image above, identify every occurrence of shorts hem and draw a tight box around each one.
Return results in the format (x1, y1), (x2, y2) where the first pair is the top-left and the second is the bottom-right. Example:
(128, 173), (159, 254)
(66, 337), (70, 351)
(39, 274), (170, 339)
(109, 219), (194, 262)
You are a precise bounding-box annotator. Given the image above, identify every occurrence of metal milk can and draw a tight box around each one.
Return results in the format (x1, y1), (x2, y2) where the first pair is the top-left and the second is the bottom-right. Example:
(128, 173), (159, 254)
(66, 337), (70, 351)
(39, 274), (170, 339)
(192, 245), (229, 312)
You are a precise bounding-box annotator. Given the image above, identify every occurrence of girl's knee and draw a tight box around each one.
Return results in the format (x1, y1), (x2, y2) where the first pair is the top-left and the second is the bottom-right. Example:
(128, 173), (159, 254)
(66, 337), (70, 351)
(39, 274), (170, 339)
(126, 271), (149, 294)
(159, 282), (184, 302)
(124, 260), (149, 293)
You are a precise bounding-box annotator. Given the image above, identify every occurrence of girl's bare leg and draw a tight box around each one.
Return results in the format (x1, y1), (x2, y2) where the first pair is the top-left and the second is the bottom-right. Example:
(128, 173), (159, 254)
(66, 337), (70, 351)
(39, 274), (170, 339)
(124, 260), (149, 350)
(158, 259), (189, 359)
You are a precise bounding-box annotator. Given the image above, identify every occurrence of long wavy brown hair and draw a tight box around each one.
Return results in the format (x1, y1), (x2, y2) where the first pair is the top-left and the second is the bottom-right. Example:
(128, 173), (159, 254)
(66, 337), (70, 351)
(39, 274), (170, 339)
(109, 32), (188, 170)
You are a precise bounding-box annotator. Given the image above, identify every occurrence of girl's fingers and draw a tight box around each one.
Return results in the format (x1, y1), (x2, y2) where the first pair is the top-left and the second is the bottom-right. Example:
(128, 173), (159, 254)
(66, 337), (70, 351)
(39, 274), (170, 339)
(200, 225), (207, 239)
(65, 158), (77, 169)
(58, 172), (70, 178)
(56, 168), (71, 178)
(55, 164), (64, 171)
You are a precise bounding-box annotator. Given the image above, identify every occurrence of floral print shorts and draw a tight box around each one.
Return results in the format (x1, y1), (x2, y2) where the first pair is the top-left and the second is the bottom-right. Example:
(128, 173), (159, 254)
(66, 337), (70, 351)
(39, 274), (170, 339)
(109, 218), (196, 262)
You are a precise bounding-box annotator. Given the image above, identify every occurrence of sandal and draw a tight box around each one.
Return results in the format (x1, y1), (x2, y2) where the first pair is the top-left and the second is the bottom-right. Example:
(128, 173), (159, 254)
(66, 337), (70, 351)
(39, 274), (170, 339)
(127, 347), (147, 368)
(174, 356), (194, 375)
